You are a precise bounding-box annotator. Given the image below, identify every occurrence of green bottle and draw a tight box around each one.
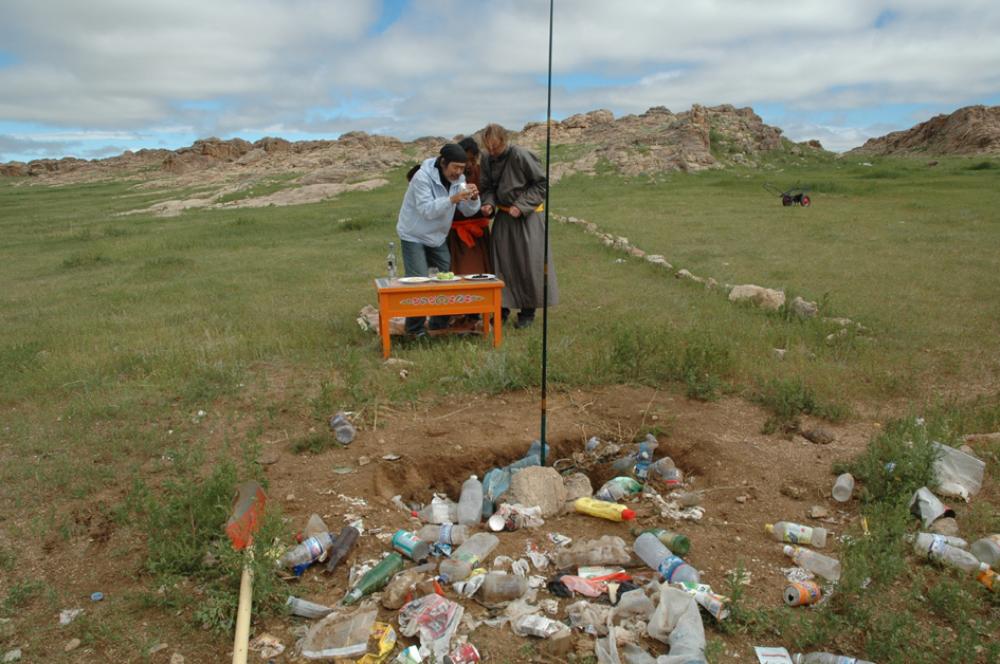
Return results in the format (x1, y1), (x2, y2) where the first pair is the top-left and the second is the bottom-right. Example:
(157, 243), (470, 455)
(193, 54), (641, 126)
(631, 527), (691, 556)
(342, 552), (404, 605)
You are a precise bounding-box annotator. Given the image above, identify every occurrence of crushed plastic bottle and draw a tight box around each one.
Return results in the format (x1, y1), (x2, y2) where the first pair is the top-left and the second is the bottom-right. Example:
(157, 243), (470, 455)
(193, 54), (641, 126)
(631, 527), (691, 556)
(477, 572), (528, 605)
(594, 476), (643, 501)
(417, 524), (469, 547)
(287, 596), (334, 618)
(342, 553), (404, 605)
(766, 522), (828, 548)
(792, 653), (875, 664)
(911, 532), (988, 574)
(783, 545), (841, 582)
(458, 475), (483, 525)
(634, 532), (700, 584)
(649, 457), (683, 486)
(329, 411), (356, 444)
(438, 533), (498, 582)
(382, 563), (435, 610)
(553, 535), (631, 568)
(574, 497), (636, 522)
(280, 532), (336, 571)
(419, 496), (459, 524)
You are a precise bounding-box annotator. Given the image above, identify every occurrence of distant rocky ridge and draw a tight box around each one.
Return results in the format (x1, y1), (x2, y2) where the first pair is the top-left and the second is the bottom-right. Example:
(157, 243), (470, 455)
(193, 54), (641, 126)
(848, 105), (1000, 156)
(0, 104), (808, 186)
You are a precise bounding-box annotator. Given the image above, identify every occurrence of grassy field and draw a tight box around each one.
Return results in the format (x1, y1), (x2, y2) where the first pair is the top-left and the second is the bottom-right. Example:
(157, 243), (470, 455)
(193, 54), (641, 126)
(1, 152), (999, 661)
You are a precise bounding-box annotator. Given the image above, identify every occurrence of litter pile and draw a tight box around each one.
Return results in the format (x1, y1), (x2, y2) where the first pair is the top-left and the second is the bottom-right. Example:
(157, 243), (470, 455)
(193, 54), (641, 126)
(248, 416), (997, 663)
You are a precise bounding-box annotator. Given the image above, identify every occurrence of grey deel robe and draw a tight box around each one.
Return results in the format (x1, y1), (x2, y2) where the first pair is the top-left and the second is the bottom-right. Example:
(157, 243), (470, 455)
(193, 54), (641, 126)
(480, 145), (559, 310)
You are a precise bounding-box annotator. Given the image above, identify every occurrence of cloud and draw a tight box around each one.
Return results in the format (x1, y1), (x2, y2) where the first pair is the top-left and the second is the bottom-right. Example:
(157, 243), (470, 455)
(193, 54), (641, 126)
(0, 0), (998, 158)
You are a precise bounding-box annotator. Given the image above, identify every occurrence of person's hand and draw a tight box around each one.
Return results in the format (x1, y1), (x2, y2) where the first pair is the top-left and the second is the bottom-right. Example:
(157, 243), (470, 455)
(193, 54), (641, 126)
(508, 206), (522, 218)
(481, 204), (493, 216)
(465, 183), (479, 199)
(450, 190), (472, 204)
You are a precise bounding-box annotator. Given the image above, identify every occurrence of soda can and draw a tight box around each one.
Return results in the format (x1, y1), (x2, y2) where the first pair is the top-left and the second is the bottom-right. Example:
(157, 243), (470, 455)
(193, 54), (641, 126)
(392, 530), (430, 562)
(783, 580), (822, 606)
(445, 643), (481, 664)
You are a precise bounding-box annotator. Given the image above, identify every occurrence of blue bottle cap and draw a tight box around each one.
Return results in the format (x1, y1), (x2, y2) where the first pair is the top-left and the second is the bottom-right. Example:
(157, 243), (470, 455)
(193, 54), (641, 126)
(91, 592), (104, 602)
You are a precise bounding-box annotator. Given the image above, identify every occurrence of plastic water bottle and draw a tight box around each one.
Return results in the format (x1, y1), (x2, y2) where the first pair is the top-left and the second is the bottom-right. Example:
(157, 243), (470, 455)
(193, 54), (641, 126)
(831, 473), (855, 502)
(766, 522), (828, 548)
(792, 653), (875, 664)
(633, 436), (656, 480)
(595, 476), (643, 501)
(630, 527), (691, 556)
(328, 412), (356, 444)
(477, 572), (528, 605)
(279, 532), (336, 569)
(649, 457), (683, 486)
(439, 533), (498, 582)
(418, 496), (458, 524)
(417, 524), (469, 546)
(634, 532), (700, 584)
(783, 545), (841, 582)
(387, 241), (397, 279)
(912, 533), (988, 574)
(971, 534), (1000, 567)
(458, 475), (483, 525)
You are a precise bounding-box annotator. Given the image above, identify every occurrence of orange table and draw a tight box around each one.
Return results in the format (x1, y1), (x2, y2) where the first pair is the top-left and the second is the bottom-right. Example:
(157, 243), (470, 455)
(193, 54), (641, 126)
(374, 276), (505, 358)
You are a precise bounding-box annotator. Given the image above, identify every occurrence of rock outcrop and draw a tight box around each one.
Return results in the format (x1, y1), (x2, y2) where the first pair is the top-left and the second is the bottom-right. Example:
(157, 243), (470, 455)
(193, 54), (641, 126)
(848, 105), (1000, 156)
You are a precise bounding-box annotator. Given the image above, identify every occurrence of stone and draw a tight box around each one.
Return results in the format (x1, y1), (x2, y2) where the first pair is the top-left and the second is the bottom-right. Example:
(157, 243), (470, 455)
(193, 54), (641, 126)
(781, 484), (806, 500)
(809, 505), (830, 519)
(773, 348), (787, 360)
(2, 650), (21, 663)
(802, 427), (836, 445)
(790, 296), (819, 318)
(148, 643), (169, 655)
(170, 654), (185, 664)
(562, 473), (593, 502)
(509, 466), (568, 517)
(930, 517), (961, 537)
(735, 495), (749, 504)
(728, 284), (785, 311)
(65, 639), (81, 652)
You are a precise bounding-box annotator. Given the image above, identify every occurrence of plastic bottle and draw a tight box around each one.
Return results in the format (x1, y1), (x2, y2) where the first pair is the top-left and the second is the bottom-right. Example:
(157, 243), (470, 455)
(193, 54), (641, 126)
(911, 533), (988, 574)
(417, 524), (469, 547)
(287, 596), (334, 618)
(970, 534), (1000, 567)
(630, 527), (691, 556)
(342, 553), (404, 605)
(418, 496), (458, 524)
(611, 453), (638, 475)
(381, 563), (436, 610)
(324, 526), (360, 574)
(978, 567), (999, 593)
(649, 457), (683, 486)
(458, 475), (483, 525)
(329, 411), (356, 444)
(595, 476), (643, 502)
(792, 653), (875, 664)
(574, 497), (636, 522)
(634, 448), (652, 480)
(585, 436), (600, 452)
(439, 533), (499, 582)
(766, 522), (828, 548)
(392, 530), (431, 562)
(634, 532), (700, 584)
(477, 572), (528, 605)
(553, 535), (631, 568)
(387, 241), (397, 279)
(831, 473), (855, 502)
(783, 545), (841, 582)
(303, 513), (329, 539)
(279, 531), (336, 569)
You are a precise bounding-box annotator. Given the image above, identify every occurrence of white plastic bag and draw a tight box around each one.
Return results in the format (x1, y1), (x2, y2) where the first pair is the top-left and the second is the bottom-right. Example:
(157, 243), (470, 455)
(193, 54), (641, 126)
(301, 608), (376, 659)
(932, 442), (985, 501)
(647, 586), (707, 664)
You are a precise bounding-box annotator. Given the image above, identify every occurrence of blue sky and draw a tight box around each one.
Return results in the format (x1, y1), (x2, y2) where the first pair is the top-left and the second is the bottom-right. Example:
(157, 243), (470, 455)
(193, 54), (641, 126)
(1, 0), (999, 162)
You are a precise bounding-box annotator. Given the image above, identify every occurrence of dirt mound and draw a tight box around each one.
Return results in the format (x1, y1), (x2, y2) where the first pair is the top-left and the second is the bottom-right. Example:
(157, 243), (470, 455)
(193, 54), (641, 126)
(848, 104), (1000, 156)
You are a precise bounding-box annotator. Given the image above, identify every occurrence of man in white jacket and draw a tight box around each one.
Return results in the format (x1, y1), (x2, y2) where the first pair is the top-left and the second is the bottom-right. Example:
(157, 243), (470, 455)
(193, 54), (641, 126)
(396, 143), (481, 337)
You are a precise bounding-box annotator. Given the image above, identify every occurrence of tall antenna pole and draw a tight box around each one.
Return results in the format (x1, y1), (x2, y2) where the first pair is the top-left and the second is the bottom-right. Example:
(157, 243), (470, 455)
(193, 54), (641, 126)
(540, 0), (554, 466)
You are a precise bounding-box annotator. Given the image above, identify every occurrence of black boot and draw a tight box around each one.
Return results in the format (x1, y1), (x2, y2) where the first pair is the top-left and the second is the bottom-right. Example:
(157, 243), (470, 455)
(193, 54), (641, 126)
(514, 308), (535, 329)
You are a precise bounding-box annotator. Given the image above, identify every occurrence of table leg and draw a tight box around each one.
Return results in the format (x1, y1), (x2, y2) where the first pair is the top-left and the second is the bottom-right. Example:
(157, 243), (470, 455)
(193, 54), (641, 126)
(482, 308), (490, 340)
(379, 308), (391, 359)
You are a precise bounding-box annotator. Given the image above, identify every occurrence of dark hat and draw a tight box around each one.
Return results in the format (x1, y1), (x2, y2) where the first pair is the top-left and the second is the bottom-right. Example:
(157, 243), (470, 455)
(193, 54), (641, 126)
(440, 143), (467, 163)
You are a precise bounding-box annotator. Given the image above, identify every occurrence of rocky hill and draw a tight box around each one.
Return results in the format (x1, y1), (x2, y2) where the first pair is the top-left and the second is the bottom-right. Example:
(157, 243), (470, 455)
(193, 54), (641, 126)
(848, 105), (1000, 156)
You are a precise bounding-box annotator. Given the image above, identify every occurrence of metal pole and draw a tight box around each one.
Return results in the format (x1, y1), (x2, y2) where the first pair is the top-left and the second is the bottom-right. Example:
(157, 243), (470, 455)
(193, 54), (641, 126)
(540, 0), (554, 466)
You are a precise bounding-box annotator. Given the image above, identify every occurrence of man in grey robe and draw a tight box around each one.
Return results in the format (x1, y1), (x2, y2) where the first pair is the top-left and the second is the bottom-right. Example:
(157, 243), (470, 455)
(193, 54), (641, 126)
(479, 123), (558, 328)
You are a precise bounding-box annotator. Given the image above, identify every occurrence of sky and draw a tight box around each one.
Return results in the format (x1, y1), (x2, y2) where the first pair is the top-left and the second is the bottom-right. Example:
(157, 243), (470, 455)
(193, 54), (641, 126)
(1, 0), (999, 163)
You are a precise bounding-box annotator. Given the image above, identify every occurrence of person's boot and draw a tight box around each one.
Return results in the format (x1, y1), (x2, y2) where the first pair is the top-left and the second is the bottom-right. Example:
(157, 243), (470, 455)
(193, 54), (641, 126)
(514, 308), (535, 329)
(501, 307), (510, 324)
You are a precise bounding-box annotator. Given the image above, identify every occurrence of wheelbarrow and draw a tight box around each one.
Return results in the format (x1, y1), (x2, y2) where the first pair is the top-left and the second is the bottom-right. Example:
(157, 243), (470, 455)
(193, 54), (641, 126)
(763, 182), (811, 207)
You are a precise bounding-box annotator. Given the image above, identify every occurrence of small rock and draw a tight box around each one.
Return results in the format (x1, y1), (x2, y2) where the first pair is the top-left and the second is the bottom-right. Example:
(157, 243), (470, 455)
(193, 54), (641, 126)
(170, 654), (185, 664)
(285, 493), (296, 502)
(802, 427), (836, 445)
(809, 505), (830, 519)
(357, 456), (372, 466)
(562, 473), (593, 502)
(384, 358), (414, 367)
(381, 454), (401, 461)
(65, 639), (81, 652)
(728, 284), (785, 311)
(2, 649), (22, 663)
(735, 495), (748, 504)
(790, 296), (819, 318)
(781, 484), (806, 500)
(930, 517), (960, 537)
(773, 348), (787, 360)
(148, 643), (168, 655)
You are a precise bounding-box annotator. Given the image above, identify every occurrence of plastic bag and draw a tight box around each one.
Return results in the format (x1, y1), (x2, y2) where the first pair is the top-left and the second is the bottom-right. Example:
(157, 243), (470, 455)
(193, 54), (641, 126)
(397, 594), (464, 661)
(646, 586), (706, 663)
(932, 442), (985, 501)
(301, 608), (377, 659)
(909, 486), (955, 527)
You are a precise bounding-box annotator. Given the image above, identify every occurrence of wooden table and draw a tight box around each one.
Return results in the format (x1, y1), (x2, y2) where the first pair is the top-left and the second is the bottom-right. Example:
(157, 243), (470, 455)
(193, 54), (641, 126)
(374, 276), (505, 358)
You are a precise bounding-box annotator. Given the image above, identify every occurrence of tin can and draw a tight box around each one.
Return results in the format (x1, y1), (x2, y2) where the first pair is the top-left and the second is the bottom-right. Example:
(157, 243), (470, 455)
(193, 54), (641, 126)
(783, 580), (822, 606)
(392, 530), (430, 562)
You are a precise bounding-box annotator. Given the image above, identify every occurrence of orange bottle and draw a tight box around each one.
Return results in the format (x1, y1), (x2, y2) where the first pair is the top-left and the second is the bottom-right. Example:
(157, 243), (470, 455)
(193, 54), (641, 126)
(574, 497), (636, 522)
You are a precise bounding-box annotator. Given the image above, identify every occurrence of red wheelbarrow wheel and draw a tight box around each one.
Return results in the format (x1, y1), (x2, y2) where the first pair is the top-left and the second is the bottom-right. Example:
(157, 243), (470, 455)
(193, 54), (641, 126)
(800, 195), (811, 207)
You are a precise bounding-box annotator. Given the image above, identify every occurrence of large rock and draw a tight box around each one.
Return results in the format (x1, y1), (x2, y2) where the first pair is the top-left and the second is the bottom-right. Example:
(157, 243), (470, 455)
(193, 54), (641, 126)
(728, 284), (786, 311)
(509, 466), (567, 517)
(849, 104), (1000, 156)
(790, 296), (819, 318)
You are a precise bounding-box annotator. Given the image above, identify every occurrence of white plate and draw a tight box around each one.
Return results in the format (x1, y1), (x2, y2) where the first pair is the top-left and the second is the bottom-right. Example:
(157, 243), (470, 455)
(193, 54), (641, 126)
(398, 276), (431, 284)
(463, 273), (497, 281)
